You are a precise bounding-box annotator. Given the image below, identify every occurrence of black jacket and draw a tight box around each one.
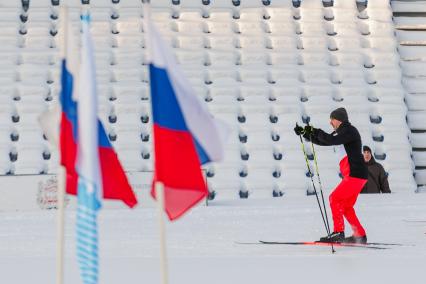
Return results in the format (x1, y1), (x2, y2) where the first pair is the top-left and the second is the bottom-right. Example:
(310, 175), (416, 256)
(303, 121), (368, 179)
(361, 158), (391, 194)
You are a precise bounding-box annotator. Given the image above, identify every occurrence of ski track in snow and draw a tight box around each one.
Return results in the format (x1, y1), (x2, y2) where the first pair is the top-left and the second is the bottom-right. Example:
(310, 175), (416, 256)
(1, 193), (426, 284)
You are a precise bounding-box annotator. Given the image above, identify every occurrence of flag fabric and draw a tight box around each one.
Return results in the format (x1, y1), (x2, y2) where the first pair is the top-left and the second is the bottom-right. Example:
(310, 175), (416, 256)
(143, 7), (229, 220)
(59, 18), (137, 209)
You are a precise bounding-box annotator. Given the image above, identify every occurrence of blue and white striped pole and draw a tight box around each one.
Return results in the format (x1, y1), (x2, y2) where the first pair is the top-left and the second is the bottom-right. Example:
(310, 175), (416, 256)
(75, 13), (102, 284)
(76, 178), (101, 284)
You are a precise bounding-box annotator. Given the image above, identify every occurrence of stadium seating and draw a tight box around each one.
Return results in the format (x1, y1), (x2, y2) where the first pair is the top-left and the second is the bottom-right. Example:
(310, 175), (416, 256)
(0, 0), (419, 198)
(392, 0), (426, 189)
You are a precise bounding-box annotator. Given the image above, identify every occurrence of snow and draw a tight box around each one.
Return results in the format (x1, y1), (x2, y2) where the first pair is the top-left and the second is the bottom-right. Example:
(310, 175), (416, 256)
(398, 46), (426, 61)
(394, 17), (426, 30)
(401, 61), (426, 77)
(1, 192), (426, 284)
(403, 78), (426, 94)
(397, 30), (426, 45)
(392, 1), (426, 13)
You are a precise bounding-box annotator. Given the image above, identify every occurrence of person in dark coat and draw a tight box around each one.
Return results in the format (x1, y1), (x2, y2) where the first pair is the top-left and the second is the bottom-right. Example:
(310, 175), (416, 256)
(361, 146), (391, 194)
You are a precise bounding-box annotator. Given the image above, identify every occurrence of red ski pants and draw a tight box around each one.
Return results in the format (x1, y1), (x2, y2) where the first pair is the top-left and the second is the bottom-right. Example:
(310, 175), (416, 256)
(329, 176), (367, 237)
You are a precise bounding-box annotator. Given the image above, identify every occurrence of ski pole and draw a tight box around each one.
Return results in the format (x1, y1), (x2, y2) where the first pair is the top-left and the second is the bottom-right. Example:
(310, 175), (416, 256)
(296, 124), (334, 253)
(306, 122), (333, 241)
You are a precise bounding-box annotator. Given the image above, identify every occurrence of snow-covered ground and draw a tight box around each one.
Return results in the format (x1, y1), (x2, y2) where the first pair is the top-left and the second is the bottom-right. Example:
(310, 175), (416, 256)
(1, 192), (426, 284)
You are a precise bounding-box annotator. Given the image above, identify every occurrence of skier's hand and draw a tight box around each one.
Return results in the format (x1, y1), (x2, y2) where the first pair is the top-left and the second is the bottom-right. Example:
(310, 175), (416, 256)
(294, 124), (304, 136)
(304, 125), (314, 136)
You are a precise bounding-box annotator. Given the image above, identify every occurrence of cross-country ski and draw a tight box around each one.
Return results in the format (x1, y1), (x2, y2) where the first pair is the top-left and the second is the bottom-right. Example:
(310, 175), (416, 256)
(259, 240), (403, 246)
(234, 241), (392, 250)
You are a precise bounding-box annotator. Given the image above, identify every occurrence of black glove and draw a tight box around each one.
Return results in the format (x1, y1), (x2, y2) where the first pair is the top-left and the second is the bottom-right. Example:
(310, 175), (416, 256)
(294, 124), (304, 136)
(304, 125), (314, 136)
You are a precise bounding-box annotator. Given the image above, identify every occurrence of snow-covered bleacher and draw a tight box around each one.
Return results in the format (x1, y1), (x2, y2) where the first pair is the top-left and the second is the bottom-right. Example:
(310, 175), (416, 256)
(0, 0), (418, 198)
(392, 0), (426, 190)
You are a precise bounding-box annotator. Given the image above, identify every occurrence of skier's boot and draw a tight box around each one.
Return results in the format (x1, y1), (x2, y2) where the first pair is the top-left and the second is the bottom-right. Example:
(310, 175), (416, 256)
(343, 235), (367, 244)
(318, 231), (345, 243)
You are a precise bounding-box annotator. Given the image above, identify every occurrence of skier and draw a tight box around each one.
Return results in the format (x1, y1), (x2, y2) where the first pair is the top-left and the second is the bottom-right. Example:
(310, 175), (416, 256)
(294, 107), (368, 244)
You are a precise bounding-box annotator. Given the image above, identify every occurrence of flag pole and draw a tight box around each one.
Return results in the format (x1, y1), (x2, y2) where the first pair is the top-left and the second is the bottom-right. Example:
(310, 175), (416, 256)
(155, 182), (169, 284)
(56, 168), (66, 284)
(142, 0), (169, 282)
(56, 5), (68, 284)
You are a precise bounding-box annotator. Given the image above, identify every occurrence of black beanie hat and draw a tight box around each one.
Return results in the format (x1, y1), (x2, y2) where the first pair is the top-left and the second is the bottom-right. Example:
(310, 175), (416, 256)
(330, 107), (348, 122)
(363, 145), (372, 153)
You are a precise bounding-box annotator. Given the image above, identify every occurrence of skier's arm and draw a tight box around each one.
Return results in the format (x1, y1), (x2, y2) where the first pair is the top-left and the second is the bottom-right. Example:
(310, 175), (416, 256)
(303, 129), (329, 146)
(314, 128), (354, 146)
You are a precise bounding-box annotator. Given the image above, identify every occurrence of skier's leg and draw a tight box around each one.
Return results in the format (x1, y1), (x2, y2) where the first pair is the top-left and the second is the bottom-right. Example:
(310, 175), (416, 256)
(343, 177), (367, 237)
(344, 205), (366, 237)
(330, 177), (364, 232)
(329, 180), (350, 233)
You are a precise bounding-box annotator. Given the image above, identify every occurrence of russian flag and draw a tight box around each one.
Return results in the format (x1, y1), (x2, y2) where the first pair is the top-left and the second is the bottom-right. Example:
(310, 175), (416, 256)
(144, 6), (229, 220)
(59, 15), (137, 208)
(59, 13), (141, 284)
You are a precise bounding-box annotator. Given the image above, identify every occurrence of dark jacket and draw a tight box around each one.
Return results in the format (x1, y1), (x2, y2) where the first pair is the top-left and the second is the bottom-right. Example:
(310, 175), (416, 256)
(303, 121), (368, 179)
(361, 158), (391, 194)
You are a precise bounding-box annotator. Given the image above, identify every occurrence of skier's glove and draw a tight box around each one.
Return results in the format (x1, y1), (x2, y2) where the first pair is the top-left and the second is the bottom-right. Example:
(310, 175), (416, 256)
(304, 125), (314, 136)
(294, 124), (304, 136)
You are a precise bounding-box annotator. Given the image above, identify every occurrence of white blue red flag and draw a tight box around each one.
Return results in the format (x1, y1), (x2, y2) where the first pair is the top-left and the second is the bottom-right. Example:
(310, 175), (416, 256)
(59, 13), (137, 284)
(144, 6), (229, 220)
(59, 20), (137, 208)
